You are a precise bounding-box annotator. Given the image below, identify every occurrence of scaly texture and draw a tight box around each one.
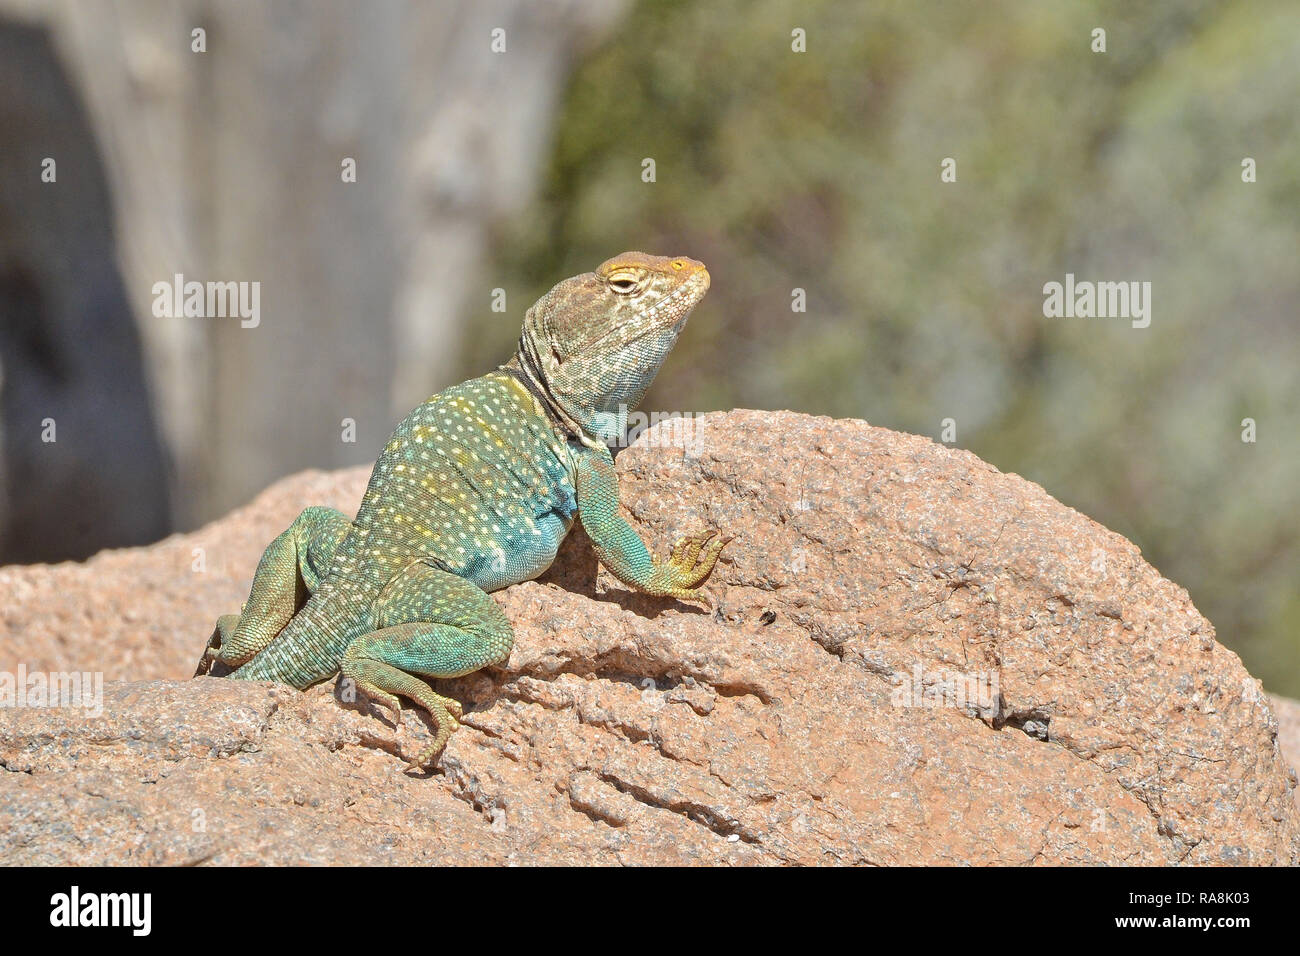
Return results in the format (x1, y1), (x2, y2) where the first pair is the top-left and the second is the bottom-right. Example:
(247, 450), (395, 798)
(195, 252), (730, 766)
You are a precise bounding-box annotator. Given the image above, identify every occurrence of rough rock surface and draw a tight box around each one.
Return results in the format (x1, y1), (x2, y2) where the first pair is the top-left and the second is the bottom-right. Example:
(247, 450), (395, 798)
(1, 410), (1297, 865)
(1275, 695), (1300, 811)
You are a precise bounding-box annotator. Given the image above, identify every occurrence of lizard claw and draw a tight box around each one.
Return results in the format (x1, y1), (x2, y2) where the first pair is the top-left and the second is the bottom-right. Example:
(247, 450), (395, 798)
(413, 697), (462, 769)
(193, 613), (240, 677)
(653, 528), (734, 598)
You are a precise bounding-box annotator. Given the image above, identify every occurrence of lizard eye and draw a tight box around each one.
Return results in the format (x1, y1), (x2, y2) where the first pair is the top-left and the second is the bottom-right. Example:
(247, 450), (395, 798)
(608, 273), (639, 295)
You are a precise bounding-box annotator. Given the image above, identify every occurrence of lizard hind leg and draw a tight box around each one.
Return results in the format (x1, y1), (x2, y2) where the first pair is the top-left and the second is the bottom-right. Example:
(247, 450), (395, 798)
(193, 613), (242, 677)
(339, 562), (514, 768)
(196, 505), (352, 674)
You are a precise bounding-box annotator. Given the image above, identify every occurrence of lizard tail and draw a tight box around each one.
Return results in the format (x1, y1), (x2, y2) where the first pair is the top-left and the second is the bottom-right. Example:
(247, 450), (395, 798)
(229, 583), (371, 688)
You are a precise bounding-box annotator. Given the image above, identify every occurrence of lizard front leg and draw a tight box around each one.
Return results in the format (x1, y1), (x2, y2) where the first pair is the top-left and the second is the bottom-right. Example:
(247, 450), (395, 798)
(573, 443), (731, 602)
(195, 505), (351, 675)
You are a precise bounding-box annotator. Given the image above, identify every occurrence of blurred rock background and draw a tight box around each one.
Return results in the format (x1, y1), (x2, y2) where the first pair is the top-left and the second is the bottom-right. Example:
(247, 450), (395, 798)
(0, 0), (1296, 693)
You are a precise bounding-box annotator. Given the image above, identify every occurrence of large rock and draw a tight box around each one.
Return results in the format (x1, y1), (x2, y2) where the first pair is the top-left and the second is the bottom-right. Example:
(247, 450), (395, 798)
(1, 410), (1297, 864)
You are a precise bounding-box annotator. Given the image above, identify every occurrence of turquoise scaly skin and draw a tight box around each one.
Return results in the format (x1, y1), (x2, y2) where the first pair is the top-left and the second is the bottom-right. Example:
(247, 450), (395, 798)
(195, 252), (730, 767)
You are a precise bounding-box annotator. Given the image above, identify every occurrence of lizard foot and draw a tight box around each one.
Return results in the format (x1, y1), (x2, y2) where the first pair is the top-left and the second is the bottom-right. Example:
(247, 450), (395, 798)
(648, 528), (735, 601)
(193, 613), (240, 677)
(414, 693), (464, 769)
(341, 654), (466, 770)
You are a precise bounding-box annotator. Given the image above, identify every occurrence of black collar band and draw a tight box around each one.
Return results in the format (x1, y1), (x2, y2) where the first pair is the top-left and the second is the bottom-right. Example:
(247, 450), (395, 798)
(503, 354), (579, 443)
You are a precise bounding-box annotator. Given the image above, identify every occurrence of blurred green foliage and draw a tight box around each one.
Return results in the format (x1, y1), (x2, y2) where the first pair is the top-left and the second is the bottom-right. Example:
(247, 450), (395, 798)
(470, 0), (1300, 693)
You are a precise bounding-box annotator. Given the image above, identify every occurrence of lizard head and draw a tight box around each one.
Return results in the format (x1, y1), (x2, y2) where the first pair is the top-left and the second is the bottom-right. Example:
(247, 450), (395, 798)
(516, 251), (710, 446)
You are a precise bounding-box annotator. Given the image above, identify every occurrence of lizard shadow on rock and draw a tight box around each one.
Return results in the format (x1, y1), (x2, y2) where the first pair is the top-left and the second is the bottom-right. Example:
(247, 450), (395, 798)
(205, 660), (236, 678)
(535, 523), (708, 619)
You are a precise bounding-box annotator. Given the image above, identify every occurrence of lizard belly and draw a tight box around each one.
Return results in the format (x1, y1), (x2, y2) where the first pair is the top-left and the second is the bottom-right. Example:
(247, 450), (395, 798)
(353, 370), (580, 595)
(456, 507), (574, 592)
(449, 457), (578, 591)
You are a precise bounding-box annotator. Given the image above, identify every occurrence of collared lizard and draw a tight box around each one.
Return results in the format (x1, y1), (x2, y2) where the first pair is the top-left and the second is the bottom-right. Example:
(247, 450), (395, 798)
(194, 252), (729, 767)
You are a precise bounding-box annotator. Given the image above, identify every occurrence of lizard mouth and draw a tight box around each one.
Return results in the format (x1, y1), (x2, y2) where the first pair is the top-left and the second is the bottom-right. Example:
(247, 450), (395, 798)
(667, 268), (710, 328)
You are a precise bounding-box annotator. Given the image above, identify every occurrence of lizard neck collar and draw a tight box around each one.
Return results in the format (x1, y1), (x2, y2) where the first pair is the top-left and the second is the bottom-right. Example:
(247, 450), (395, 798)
(507, 339), (601, 450)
